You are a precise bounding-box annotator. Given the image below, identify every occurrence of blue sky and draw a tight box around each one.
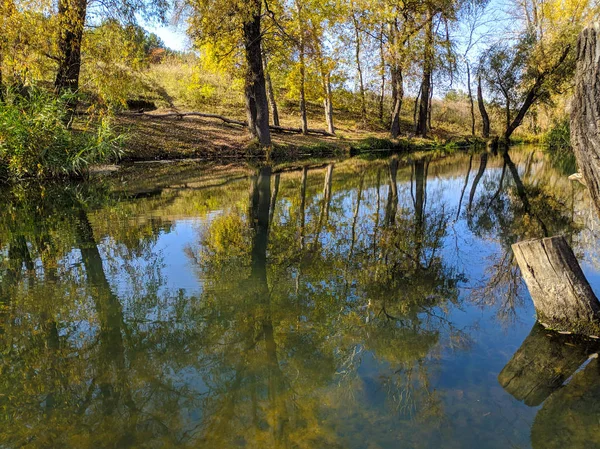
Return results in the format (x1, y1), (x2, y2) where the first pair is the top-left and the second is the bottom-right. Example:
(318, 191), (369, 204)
(143, 0), (514, 56)
(143, 21), (189, 51)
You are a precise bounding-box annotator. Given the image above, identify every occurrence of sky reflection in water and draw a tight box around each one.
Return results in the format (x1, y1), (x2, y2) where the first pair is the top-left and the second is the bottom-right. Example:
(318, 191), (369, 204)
(0, 147), (599, 449)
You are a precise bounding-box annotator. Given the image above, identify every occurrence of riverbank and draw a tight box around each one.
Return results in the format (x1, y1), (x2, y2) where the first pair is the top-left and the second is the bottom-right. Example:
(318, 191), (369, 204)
(116, 110), (490, 162)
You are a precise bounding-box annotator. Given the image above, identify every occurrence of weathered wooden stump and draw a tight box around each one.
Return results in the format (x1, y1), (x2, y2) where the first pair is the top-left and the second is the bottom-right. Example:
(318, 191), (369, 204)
(512, 236), (600, 335)
(498, 323), (600, 406)
(571, 23), (600, 215)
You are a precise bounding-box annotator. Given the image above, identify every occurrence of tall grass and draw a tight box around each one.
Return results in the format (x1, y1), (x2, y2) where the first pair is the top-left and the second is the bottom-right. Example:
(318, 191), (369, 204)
(0, 87), (124, 182)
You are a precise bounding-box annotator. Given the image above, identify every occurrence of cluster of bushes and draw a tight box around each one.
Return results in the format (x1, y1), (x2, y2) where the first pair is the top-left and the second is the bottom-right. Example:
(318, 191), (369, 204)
(544, 117), (571, 150)
(0, 87), (124, 183)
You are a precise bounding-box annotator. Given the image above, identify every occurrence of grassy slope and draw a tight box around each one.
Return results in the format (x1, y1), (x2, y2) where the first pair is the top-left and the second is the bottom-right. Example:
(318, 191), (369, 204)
(115, 62), (500, 162)
(118, 105), (488, 162)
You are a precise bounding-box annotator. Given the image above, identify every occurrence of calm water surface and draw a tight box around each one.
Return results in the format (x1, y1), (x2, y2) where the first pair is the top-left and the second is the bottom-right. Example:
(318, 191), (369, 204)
(1, 147), (599, 448)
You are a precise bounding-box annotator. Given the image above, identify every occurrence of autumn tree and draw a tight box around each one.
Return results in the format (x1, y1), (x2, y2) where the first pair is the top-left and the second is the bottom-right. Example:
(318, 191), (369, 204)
(188, 0), (272, 145)
(480, 0), (598, 141)
(54, 0), (168, 98)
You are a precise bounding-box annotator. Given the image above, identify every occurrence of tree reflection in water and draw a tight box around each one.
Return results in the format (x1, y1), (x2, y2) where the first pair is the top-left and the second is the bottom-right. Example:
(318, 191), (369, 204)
(0, 148), (596, 448)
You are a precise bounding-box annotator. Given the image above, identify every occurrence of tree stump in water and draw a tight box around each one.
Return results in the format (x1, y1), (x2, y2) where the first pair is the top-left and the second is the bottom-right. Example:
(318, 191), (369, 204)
(512, 236), (600, 335)
(571, 23), (600, 215)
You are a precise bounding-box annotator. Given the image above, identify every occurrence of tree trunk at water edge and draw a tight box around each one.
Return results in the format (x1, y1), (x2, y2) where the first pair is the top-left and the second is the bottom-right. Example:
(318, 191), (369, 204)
(390, 65), (403, 138)
(571, 23), (600, 216)
(477, 75), (490, 138)
(416, 9), (433, 137)
(243, 1), (271, 146)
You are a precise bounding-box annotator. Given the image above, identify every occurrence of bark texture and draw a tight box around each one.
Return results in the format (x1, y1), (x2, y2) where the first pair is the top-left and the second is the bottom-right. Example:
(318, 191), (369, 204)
(323, 75), (335, 135)
(390, 65), (403, 138)
(571, 23), (600, 216)
(378, 26), (386, 123)
(466, 62), (475, 136)
(512, 236), (600, 335)
(243, 1), (271, 146)
(263, 55), (280, 127)
(296, 0), (308, 134)
(416, 10), (433, 137)
(54, 0), (87, 94)
(477, 75), (490, 138)
(352, 11), (367, 123)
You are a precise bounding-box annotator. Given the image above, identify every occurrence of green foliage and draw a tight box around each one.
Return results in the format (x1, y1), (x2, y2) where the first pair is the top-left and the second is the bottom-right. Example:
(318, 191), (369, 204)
(0, 87), (124, 181)
(352, 137), (408, 152)
(544, 117), (571, 150)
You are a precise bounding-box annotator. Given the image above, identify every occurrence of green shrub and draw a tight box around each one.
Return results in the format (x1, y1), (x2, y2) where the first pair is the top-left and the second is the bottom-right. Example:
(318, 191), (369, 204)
(544, 117), (571, 150)
(353, 137), (395, 152)
(0, 87), (124, 181)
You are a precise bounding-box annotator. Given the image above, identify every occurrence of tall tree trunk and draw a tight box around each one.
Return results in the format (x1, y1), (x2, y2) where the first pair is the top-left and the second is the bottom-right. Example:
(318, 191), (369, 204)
(299, 53), (308, 134)
(427, 77), (433, 130)
(390, 65), (403, 138)
(413, 86), (421, 132)
(477, 75), (490, 138)
(55, 0), (87, 95)
(416, 9), (434, 137)
(296, 0), (308, 134)
(571, 24), (600, 216)
(467, 61), (475, 136)
(504, 95), (511, 142)
(323, 74), (335, 134)
(243, 0), (271, 146)
(352, 12), (367, 123)
(391, 63), (398, 116)
(389, 21), (403, 138)
(263, 54), (280, 127)
(378, 25), (386, 123)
